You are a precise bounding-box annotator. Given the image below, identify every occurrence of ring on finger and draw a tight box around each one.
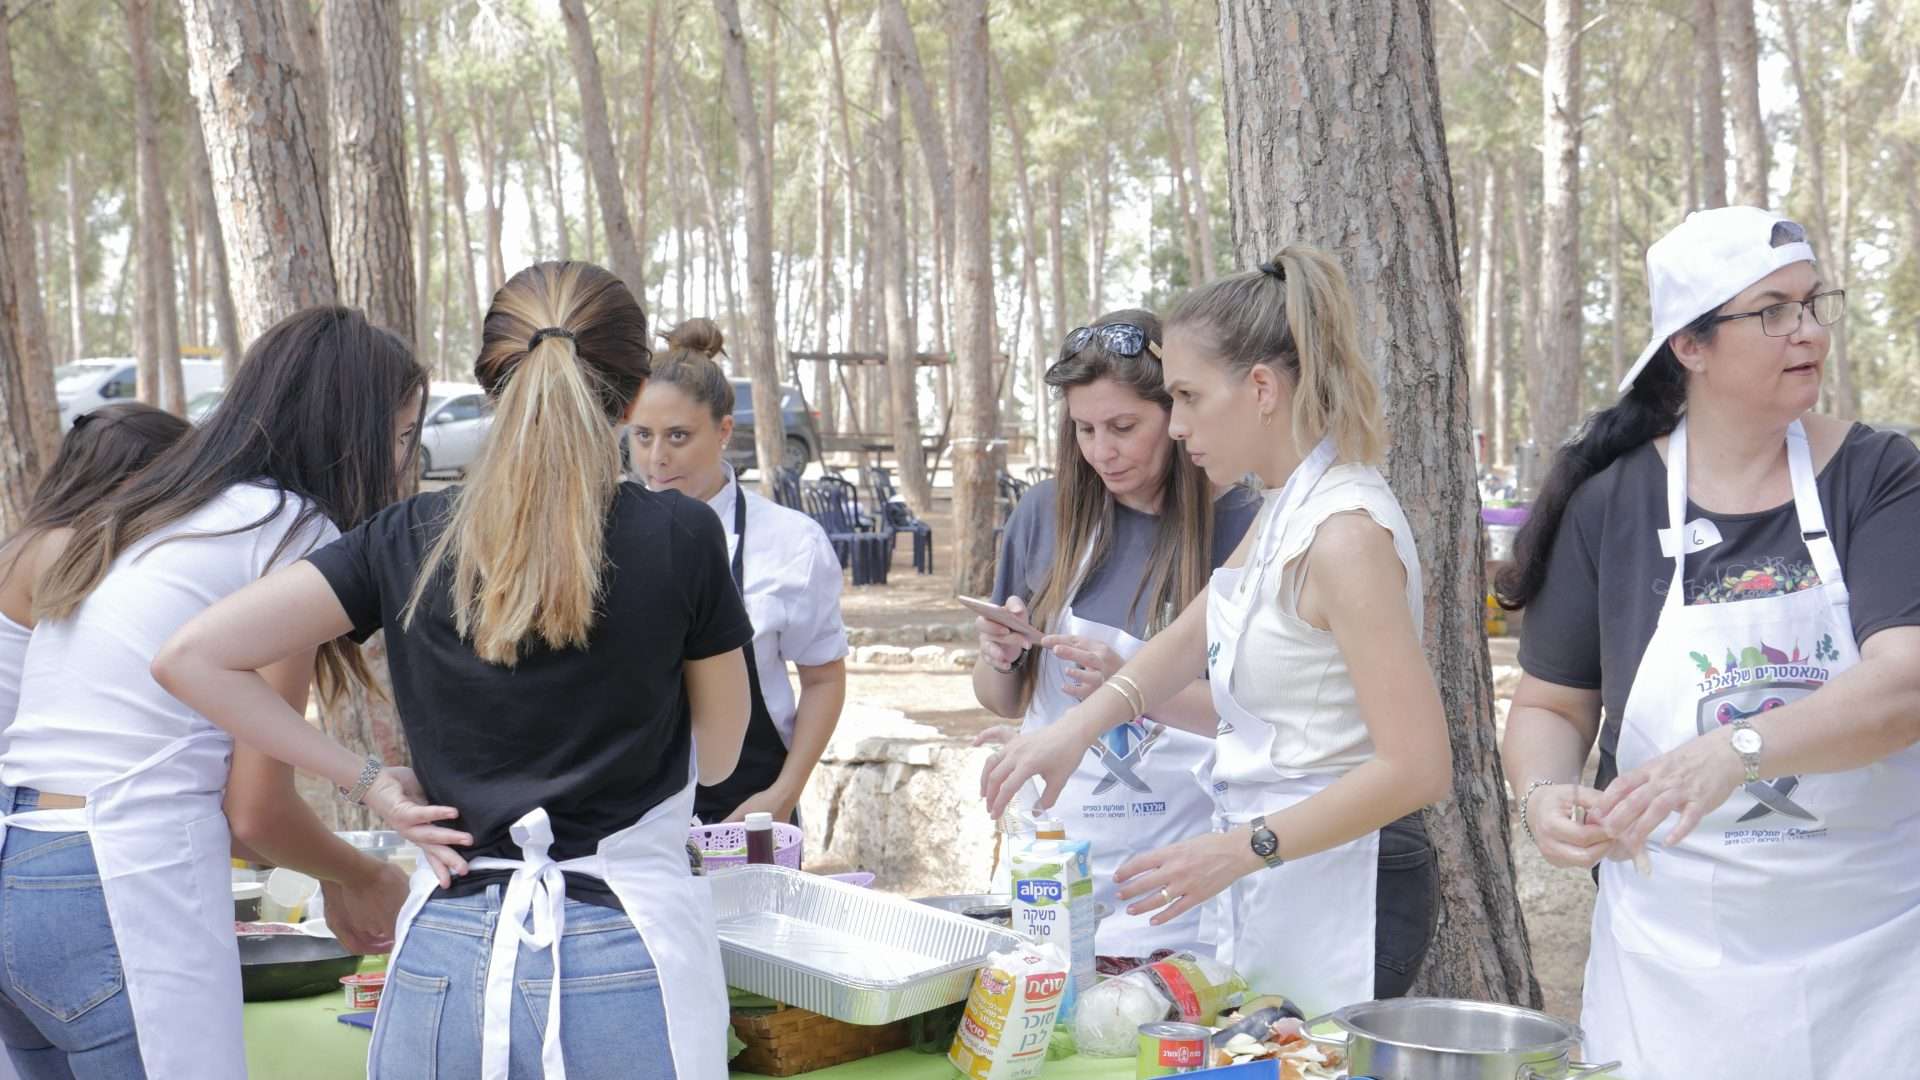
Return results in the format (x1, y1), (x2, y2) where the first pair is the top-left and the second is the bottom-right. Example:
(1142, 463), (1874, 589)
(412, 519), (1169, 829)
(1159, 887), (1176, 908)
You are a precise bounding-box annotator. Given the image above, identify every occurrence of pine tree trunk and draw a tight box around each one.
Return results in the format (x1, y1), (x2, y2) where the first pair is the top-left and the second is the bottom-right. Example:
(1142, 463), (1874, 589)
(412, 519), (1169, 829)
(557, 0), (646, 296)
(879, 53), (932, 511)
(634, 2), (661, 252)
(1694, 0), (1729, 209)
(1472, 168), (1501, 458)
(1167, 0), (1216, 282)
(1217, 0), (1538, 1005)
(411, 19), (433, 345)
(183, 181), (202, 352)
(328, 0), (415, 340)
(63, 156), (87, 361)
(1491, 236), (1510, 466)
(1775, 0), (1851, 418)
(0, 2), (56, 459)
(1047, 171), (1069, 345)
(995, 52), (1052, 469)
(181, 0), (338, 341)
(1609, 167), (1626, 392)
(949, 0), (999, 596)
(712, 0), (788, 492)
(432, 92), (479, 358)
(469, 88), (504, 298)
(813, 117), (836, 434)
(878, 0), (953, 261)
(0, 206), (48, 531)
(1535, 0), (1583, 453)
(187, 121), (244, 379)
(279, 0), (330, 220)
(1721, 0), (1768, 207)
(544, 64), (572, 262)
(131, 0), (183, 415)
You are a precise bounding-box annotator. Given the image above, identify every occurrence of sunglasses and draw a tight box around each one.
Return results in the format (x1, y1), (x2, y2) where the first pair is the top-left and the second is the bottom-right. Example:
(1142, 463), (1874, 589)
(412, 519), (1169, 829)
(1059, 323), (1160, 361)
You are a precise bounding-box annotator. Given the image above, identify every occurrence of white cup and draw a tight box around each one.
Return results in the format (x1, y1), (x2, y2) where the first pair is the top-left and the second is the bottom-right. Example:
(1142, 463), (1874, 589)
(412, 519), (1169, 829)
(260, 867), (319, 923)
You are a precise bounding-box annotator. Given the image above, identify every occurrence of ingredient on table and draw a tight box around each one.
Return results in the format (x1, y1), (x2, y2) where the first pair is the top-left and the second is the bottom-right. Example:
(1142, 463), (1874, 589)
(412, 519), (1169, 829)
(948, 942), (1069, 1080)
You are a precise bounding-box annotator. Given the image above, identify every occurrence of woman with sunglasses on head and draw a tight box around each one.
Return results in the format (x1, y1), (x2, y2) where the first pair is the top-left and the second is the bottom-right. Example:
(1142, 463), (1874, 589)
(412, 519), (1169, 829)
(983, 252), (1452, 1017)
(973, 309), (1261, 966)
(0, 310), (428, 1079)
(631, 318), (849, 826)
(1498, 207), (1920, 1077)
(155, 262), (753, 1079)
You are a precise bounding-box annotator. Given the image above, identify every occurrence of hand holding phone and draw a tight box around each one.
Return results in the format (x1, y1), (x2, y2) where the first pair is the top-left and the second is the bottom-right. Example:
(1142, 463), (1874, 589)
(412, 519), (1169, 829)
(958, 594), (1045, 652)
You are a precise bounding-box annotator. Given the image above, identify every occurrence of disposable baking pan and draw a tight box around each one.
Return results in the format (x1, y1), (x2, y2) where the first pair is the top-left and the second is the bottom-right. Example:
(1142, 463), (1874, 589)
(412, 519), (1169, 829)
(711, 865), (1026, 1025)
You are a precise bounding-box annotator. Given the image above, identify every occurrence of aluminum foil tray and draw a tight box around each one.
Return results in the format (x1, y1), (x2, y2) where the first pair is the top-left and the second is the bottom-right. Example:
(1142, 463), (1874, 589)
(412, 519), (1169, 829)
(711, 865), (1026, 1025)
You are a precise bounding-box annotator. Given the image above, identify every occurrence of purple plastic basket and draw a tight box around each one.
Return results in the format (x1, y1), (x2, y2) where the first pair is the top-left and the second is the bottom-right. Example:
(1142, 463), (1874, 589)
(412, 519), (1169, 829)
(1481, 506), (1531, 527)
(691, 822), (804, 870)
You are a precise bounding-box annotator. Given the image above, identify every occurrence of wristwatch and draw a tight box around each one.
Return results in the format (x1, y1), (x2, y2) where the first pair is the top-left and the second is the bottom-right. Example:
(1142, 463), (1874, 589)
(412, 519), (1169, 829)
(1729, 720), (1764, 783)
(1248, 815), (1284, 870)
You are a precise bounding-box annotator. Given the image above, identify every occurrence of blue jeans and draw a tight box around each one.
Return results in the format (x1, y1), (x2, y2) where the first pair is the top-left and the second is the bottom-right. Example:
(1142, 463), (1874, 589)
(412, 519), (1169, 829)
(0, 786), (146, 1080)
(371, 886), (676, 1080)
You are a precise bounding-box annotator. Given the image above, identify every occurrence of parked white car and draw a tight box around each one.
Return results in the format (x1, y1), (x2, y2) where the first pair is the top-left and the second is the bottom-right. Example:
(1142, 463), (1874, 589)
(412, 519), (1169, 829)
(418, 381), (493, 478)
(55, 357), (224, 429)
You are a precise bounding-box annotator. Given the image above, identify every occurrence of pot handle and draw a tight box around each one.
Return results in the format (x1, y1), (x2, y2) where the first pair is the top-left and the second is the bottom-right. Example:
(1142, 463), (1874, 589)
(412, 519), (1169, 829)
(1298, 1013), (1349, 1049)
(1519, 1062), (1622, 1080)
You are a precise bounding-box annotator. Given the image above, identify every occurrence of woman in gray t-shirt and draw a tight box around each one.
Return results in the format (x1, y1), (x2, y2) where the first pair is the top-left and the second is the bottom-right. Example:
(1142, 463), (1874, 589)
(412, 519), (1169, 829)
(972, 309), (1254, 963)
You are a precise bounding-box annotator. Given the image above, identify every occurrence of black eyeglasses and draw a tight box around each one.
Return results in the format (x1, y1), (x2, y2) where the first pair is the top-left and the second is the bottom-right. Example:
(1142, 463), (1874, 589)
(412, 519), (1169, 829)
(1708, 289), (1846, 337)
(1060, 323), (1159, 361)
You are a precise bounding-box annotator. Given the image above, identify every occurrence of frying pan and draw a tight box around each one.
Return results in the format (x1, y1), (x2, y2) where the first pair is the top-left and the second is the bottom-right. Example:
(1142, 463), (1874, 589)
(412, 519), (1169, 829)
(238, 932), (362, 1002)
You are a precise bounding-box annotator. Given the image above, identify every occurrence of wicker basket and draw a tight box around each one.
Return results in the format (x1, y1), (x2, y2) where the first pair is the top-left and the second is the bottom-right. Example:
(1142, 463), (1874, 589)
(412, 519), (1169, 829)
(729, 1006), (913, 1076)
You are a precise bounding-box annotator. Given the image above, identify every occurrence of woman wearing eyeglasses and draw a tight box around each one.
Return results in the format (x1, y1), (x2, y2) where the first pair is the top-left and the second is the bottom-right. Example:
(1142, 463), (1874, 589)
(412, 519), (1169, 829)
(972, 309), (1261, 966)
(1498, 207), (1920, 1077)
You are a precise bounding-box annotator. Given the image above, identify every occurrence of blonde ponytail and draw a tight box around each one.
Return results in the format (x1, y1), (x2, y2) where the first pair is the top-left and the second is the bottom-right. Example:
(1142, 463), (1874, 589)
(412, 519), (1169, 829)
(1167, 243), (1386, 464)
(404, 261), (652, 665)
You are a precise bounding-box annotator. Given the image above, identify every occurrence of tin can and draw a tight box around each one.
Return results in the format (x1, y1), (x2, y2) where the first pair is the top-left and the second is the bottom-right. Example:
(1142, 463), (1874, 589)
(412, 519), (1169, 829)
(340, 971), (385, 1011)
(1136, 1020), (1212, 1076)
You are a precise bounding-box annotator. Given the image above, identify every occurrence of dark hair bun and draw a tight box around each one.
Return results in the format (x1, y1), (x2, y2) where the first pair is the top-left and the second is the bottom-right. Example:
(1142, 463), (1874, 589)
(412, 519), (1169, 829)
(663, 318), (725, 358)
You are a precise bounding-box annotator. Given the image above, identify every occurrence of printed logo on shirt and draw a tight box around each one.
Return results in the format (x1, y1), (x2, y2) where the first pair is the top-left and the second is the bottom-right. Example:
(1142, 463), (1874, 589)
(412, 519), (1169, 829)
(1130, 801), (1167, 815)
(1088, 719), (1166, 797)
(1207, 641), (1221, 668)
(1691, 635), (1835, 837)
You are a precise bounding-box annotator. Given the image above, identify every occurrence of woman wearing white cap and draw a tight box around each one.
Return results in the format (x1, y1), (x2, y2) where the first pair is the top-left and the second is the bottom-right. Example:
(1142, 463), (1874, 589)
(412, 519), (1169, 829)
(1498, 206), (1920, 1077)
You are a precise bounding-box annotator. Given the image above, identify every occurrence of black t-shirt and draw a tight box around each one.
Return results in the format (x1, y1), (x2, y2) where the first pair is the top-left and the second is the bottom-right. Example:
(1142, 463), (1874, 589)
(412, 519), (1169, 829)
(307, 482), (753, 906)
(1519, 423), (1920, 790)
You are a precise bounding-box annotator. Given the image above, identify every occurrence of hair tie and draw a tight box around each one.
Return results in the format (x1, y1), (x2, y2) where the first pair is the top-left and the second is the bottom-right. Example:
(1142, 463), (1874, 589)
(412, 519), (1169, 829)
(528, 326), (575, 350)
(1257, 259), (1287, 282)
(70, 411), (97, 429)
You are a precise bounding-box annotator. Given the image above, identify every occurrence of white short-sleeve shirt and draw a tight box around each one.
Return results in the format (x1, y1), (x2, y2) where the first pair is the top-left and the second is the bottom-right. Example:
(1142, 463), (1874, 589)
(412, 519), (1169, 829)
(700, 468), (849, 746)
(1, 482), (338, 794)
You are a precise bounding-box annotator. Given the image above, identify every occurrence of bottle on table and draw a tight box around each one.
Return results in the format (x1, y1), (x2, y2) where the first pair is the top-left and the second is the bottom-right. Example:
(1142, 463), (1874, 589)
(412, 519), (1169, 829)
(745, 811), (776, 865)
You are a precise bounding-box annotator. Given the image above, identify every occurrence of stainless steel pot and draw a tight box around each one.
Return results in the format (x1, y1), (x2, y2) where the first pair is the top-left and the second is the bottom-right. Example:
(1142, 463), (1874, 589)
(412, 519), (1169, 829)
(1305, 998), (1620, 1080)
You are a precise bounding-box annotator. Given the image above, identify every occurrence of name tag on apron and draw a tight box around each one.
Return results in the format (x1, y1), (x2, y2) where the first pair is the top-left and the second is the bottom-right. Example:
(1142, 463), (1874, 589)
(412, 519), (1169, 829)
(1658, 517), (1723, 557)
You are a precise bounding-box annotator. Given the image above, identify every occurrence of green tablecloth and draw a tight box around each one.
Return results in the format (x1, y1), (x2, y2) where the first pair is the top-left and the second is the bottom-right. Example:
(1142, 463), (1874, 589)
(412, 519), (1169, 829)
(243, 989), (1625, 1079)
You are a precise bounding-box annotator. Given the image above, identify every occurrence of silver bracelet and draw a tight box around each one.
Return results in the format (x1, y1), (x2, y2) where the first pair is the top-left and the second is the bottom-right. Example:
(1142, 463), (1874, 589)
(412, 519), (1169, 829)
(338, 755), (383, 805)
(1518, 778), (1563, 845)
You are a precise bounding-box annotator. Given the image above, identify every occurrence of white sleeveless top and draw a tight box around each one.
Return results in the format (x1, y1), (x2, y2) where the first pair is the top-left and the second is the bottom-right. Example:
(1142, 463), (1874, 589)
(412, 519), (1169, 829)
(0, 609), (30, 733)
(1225, 463), (1424, 774)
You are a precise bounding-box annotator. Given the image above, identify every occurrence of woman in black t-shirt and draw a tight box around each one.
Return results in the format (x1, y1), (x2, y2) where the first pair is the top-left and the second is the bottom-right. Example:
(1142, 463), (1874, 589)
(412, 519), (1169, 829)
(1496, 207), (1920, 1077)
(156, 261), (753, 1078)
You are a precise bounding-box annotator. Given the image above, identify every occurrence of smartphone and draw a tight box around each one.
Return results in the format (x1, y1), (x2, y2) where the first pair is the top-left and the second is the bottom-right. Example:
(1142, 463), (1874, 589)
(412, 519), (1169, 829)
(956, 594), (1045, 646)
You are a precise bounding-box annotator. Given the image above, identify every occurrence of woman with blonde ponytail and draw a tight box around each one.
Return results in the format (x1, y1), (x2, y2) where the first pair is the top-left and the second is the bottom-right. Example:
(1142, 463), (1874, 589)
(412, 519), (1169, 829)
(982, 246), (1452, 1016)
(154, 261), (753, 1079)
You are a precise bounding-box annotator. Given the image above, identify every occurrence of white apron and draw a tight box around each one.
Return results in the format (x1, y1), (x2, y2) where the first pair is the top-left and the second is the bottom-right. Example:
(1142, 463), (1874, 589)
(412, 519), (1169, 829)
(1019, 544), (1216, 959)
(1581, 418), (1920, 1078)
(0, 730), (245, 1079)
(1195, 440), (1378, 1018)
(370, 748), (728, 1080)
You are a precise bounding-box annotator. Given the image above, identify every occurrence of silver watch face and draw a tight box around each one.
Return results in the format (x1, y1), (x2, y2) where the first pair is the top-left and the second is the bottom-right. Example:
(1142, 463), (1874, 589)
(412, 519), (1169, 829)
(1731, 728), (1763, 755)
(1251, 828), (1279, 859)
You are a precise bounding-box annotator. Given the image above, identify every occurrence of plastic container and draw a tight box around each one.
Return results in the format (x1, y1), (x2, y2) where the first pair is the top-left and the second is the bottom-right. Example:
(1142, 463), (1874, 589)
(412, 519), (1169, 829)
(745, 811), (777, 865)
(260, 868), (318, 923)
(340, 971), (385, 1010)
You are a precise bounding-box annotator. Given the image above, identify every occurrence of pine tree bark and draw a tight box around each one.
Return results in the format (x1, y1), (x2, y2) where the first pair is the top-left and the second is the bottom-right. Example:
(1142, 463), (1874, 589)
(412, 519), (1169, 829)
(1536, 0), (1583, 452)
(949, 0), (999, 596)
(1047, 171), (1069, 346)
(181, 0), (338, 341)
(1721, 0), (1768, 207)
(0, 2), (56, 458)
(634, 2), (661, 252)
(280, 0), (330, 218)
(410, 18), (433, 345)
(879, 50), (931, 511)
(131, 0), (183, 414)
(328, 0), (415, 340)
(995, 51), (1053, 470)
(433, 95), (479, 359)
(1217, 0), (1538, 1005)
(1693, 0), (1729, 209)
(543, 63), (572, 262)
(557, 0), (646, 296)
(878, 0), (953, 260)
(712, 0), (789, 493)
(813, 116), (836, 433)
(0, 206), (48, 531)
(469, 88), (505, 298)
(187, 120), (244, 379)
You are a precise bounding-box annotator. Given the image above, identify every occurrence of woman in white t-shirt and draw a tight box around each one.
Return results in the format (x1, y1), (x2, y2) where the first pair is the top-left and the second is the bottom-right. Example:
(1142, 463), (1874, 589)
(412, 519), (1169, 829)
(630, 318), (849, 824)
(0, 405), (189, 739)
(983, 247), (1453, 1017)
(0, 308), (435, 1079)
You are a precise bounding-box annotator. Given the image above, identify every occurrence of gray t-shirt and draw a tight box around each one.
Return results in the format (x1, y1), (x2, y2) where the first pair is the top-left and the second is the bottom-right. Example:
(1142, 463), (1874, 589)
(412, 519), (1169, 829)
(1518, 423), (1920, 789)
(992, 480), (1263, 638)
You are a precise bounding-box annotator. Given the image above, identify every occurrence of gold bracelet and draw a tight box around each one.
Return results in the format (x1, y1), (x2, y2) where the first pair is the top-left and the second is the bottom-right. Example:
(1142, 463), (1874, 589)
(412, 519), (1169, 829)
(1109, 674), (1147, 717)
(1102, 676), (1145, 719)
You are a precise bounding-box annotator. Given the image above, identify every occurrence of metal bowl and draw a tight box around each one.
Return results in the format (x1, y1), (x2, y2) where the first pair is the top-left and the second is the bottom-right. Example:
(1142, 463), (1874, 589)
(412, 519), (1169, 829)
(1307, 998), (1619, 1080)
